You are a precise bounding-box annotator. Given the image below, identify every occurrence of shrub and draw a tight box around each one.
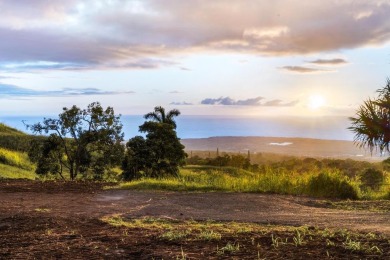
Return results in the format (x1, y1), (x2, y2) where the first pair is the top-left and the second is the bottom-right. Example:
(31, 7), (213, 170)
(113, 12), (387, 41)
(360, 168), (385, 191)
(307, 172), (358, 199)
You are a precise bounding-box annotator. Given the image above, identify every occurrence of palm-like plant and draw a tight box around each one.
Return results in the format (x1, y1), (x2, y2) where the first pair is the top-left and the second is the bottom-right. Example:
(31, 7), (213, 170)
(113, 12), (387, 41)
(349, 79), (390, 154)
(144, 106), (180, 128)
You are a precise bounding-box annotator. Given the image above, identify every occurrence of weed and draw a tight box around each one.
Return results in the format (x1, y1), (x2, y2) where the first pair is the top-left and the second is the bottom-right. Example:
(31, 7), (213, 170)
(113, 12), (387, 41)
(293, 230), (305, 246)
(34, 208), (51, 213)
(271, 234), (283, 249)
(343, 238), (362, 251)
(197, 230), (221, 241)
(217, 242), (240, 255)
(160, 230), (189, 241)
(367, 245), (383, 255)
(326, 239), (335, 247)
(176, 247), (187, 260)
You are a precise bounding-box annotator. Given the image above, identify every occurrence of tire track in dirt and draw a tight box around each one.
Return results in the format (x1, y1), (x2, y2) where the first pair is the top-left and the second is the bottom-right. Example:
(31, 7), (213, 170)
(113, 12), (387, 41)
(0, 183), (389, 234)
(92, 190), (390, 234)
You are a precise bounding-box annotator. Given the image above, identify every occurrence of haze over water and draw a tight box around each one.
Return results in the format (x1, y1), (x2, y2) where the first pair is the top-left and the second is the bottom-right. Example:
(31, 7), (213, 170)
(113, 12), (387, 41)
(1, 115), (353, 141)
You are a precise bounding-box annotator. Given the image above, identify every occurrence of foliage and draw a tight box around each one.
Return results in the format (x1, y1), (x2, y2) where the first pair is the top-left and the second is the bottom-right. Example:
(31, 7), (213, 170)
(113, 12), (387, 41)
(187, 154), (251, 170)
(122, 136), (151, 180)
(144, 105), (180, 128)
(122, 106), (187, 179)
(306, 172), (359, 199)
(119, 164), (388, 200)
(28, 102), (124, 180)
(349, 78), (390, 154)
(359, 168), (385, 191)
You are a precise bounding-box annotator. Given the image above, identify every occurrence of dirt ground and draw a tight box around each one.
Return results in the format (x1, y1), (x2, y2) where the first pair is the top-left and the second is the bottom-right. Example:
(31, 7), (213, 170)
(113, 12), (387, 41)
(1, 179), (389, 259)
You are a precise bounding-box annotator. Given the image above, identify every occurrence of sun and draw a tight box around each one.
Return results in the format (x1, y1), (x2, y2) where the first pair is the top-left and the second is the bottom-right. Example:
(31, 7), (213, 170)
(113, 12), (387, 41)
(308, 94), (325, 109)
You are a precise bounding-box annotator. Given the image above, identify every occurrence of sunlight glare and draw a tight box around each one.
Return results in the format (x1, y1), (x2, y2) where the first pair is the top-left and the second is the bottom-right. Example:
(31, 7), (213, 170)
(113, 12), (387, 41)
(308, 95), (325, 109)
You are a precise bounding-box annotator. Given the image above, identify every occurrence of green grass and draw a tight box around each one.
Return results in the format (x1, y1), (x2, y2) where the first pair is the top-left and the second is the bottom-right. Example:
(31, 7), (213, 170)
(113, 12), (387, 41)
(0, 146), (36, 180)
(102, 216), (388, 257)
(0, 147), (34, 170)
(119, 165), (390, 200)
(0, 123), (25, 135)
(0, 163), (37, 180)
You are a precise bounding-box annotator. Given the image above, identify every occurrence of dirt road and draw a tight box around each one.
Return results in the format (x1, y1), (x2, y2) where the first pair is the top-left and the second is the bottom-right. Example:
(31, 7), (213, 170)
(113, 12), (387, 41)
(1, 180), (389, 234)
(1, 180), (389, 259)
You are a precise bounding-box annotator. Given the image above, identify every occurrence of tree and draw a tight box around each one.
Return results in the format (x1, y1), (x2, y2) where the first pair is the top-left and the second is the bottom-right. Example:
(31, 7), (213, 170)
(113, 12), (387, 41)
(144, 106), (180, 128)
(122, 106), (187, 179)
(28, 102), (124, 180)
(122, 136), (151, 180)
(349, 79), (390, 154)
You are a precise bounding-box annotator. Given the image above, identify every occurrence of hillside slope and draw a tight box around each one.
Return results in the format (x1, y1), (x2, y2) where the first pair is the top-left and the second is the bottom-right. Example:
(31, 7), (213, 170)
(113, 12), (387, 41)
(0, 123), (36, 179)
(182, 136), (380, 161)
(0, 123), (44, 152)
(0, 123), (25, 135)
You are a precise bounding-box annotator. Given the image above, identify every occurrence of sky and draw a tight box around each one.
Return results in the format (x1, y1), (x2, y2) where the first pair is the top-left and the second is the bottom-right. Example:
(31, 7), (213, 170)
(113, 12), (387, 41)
(1, 0), (390, 117)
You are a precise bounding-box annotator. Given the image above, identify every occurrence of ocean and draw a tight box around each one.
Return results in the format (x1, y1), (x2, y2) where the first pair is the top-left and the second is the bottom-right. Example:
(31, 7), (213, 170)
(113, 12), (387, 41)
(0, 115), (354, 141)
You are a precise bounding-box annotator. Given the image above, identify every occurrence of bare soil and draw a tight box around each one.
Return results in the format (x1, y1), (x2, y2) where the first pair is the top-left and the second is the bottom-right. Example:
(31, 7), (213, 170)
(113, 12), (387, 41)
(1, 179), (389, 259)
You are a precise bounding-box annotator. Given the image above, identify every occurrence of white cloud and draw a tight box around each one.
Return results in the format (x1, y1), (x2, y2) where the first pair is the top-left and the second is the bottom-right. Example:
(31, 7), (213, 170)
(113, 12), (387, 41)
(0, 0), (389, 71)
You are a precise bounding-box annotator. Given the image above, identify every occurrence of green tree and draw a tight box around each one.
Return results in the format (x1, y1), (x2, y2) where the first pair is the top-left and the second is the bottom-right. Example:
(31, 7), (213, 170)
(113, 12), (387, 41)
(349, 79), (390, 154)
(144, 106), (180, 128)
(28, 102), (124, 180)
(122, 106), (187, 179)
(122, 136), (151, 180)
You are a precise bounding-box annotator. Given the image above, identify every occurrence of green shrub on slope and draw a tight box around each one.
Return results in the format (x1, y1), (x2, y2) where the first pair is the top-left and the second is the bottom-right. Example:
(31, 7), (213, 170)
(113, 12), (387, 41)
(307, 172), (359, 199)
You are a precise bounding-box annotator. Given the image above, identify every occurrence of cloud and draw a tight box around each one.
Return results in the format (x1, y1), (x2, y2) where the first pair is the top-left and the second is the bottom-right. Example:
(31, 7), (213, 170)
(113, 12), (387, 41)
(60, 88), (135, 96)
(200, 96), (297, 107)
(0, 83), (38, 96)
(170, 101), (193, 105)
(263, 99), (299, 106)
(236, 97), (264, 106)
(169, 90), (183, 94)
(280, 66), (329, 73)
(0, 58), (175, 72)
(0, 1), (389, 71)
(201, 96), (263, 106)
(308, 58), (348, 65)
(0, 83), (134, 97)
(0, 75), (18, 79)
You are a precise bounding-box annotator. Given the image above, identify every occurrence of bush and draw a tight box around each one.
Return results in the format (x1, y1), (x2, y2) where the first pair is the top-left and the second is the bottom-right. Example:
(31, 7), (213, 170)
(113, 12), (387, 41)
(360, 168), (385, 191)
(307, 172), (358, 199)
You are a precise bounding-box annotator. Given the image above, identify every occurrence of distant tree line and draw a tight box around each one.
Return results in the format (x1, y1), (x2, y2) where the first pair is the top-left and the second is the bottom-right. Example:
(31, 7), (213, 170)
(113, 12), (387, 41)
(187, 154), (253, 170)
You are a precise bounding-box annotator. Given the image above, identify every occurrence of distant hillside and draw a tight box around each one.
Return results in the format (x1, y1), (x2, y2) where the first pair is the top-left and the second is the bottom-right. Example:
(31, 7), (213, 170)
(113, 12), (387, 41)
(181, 136), (382, 161)
(0, 123), (25, 135)
(0, 125), (36, 179)
(0, 123), (44, 152)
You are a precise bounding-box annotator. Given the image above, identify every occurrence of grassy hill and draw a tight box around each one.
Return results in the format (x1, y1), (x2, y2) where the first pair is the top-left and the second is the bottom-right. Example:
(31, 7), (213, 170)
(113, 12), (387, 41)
(0, 123), (25, 135)
(0, 123), (45, 152)
(0, 123), (37, 179)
